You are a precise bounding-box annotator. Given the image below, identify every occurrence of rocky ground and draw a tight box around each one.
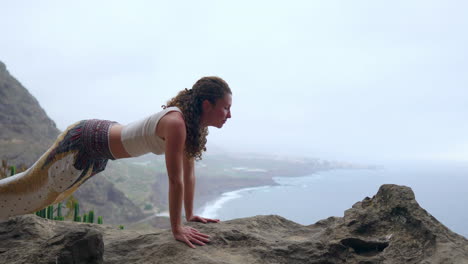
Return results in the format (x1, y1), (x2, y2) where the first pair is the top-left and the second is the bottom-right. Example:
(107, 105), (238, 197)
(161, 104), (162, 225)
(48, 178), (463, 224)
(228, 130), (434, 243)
(1, 184), (467, 264)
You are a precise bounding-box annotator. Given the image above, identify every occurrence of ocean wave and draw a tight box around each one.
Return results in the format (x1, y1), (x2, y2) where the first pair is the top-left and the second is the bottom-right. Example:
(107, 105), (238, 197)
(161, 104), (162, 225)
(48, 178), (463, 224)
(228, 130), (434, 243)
(199, 185), (272, 218)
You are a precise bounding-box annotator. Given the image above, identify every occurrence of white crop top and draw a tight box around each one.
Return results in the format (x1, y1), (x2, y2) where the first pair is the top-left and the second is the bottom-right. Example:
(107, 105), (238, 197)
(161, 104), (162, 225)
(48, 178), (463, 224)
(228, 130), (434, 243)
(121, 107), (182, 157)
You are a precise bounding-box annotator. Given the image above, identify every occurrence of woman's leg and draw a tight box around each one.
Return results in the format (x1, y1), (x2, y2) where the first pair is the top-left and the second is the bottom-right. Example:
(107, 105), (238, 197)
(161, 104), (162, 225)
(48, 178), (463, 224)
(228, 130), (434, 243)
(0, 121), (86, 220)
(0, 119), (117, 221)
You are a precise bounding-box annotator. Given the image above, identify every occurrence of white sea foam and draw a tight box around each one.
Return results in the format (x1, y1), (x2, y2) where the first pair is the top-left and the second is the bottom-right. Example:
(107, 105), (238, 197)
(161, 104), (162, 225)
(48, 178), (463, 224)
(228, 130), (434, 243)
(199, 185), (272, 218)
(198, 175), (324, 219)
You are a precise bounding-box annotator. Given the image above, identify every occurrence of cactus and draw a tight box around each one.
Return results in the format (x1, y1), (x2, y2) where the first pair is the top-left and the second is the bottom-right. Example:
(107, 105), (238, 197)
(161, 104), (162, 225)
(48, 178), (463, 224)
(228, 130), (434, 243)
(47, 205), (54, 220)
(73, 202), (80, 222)
(50, 205), (54, 219)
(57, 202), (62, 218)
(88, 210), (94, 223)
(10, 166), (16, 176)
(40, 208), (47, 218)
(35, 201), (98, 224)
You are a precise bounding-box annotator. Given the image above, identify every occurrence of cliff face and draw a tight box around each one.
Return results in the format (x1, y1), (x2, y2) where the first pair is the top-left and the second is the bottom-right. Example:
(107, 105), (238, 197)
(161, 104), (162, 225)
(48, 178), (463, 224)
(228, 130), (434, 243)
(0, 185), (467, 264)
(74, 172), (146, 224)
(0, 60), (60, 166)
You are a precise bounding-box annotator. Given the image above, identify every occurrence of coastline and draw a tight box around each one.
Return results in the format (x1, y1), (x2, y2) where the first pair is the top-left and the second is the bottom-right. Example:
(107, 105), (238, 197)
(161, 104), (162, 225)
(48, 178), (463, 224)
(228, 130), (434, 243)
(197, 185), (275, 218)
(191, 163), (468, 238)
(129, 164), (379, 229)
(193, 166), (376, 217)
(132, 176), (279, 229)
(193, 176), (278, 213)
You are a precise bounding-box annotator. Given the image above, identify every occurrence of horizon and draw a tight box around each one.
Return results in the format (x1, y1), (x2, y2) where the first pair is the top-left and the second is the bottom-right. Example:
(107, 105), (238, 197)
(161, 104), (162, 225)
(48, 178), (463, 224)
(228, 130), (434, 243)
(1, 1), (467, 164)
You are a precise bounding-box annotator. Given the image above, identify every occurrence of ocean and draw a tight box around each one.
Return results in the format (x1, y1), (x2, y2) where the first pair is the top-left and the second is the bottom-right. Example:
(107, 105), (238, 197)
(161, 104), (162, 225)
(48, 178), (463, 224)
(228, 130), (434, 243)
(198, 160), (468, 238)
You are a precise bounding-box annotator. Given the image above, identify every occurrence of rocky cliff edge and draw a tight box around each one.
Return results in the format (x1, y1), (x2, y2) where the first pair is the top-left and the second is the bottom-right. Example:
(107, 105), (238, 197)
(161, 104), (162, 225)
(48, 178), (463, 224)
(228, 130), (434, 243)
(0, 184), (467, 264)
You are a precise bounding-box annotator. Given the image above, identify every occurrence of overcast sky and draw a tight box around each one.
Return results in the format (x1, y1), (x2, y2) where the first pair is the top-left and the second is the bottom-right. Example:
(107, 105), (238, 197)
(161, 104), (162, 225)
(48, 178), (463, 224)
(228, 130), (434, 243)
(1, 1), (467, 163)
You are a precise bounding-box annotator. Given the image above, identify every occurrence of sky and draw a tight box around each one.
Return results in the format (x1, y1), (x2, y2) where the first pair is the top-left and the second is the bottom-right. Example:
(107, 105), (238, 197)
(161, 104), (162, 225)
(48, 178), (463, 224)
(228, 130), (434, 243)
(1, 0), (468, 163)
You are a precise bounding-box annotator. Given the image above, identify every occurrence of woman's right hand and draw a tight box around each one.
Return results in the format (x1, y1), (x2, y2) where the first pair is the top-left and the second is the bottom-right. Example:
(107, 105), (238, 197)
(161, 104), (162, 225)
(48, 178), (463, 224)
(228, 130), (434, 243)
(173, 225), (211, 248)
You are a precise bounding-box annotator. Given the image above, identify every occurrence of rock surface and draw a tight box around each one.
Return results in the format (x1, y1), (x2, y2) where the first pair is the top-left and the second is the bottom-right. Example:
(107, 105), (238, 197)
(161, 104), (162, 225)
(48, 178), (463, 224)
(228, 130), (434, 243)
(1, 184), (467, 264)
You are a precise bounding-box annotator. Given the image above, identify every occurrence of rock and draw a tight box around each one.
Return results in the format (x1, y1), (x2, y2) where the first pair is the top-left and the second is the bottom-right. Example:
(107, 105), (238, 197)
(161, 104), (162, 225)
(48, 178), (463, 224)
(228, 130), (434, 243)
(49, 229), (104, 264)
(0, 215), (103, 264)
(0, 184), (467, 263)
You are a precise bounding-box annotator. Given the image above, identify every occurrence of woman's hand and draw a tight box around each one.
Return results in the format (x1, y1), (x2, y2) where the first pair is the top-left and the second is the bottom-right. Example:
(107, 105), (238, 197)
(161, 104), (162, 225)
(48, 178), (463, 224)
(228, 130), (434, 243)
(188, 215), (220, 224)
(173, 225), (210, 248)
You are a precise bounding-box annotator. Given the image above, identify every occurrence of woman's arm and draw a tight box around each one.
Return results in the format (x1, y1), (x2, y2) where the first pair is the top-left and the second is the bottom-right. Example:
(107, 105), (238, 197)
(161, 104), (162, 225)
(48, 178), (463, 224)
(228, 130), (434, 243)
(183, 155), (220, 224)
(183, 155), (195, 220)
(164, 118), (185, 234)
(163, 115), (209, 248)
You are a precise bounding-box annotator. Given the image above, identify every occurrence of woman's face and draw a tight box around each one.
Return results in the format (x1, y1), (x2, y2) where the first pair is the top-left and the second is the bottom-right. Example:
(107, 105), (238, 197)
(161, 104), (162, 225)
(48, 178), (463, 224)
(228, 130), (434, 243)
(201, 93), (232, 128)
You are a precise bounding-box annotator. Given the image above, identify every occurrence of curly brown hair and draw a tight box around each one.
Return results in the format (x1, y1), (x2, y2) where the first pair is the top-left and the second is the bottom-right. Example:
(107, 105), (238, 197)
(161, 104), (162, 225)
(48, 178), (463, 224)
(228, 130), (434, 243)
(164, 76), (232, 160)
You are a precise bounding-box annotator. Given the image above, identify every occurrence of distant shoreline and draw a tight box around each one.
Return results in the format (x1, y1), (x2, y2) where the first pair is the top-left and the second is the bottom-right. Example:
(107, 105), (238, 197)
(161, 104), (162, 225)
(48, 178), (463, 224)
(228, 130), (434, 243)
(194, 166), (384, 220)
(128, 162), (377, 228)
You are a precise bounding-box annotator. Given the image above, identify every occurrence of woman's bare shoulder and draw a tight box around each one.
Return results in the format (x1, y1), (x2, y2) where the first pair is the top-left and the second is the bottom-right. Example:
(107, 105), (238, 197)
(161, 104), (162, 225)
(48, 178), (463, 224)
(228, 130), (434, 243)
(162, 111), (185, 125)
(157, 111), (186, 139)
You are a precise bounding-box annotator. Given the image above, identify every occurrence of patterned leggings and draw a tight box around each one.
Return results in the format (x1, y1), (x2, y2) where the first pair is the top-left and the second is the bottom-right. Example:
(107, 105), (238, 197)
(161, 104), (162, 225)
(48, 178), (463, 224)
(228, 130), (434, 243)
(0, 119), (116, 220)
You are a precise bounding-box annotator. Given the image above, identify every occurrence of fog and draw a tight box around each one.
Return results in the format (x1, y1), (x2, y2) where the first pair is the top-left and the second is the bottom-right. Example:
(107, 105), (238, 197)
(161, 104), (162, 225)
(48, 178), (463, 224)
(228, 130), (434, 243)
(2, 1), (468, 163)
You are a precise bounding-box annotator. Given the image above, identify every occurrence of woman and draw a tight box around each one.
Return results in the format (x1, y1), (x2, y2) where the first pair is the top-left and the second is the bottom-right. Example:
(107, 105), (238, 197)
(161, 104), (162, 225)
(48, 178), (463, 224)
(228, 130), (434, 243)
(0, 76), (232, 248)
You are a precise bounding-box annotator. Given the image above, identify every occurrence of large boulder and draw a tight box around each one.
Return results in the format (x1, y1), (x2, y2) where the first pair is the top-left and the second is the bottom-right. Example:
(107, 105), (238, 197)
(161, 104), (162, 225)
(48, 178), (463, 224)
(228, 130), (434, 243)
(0, 184), (466, 263)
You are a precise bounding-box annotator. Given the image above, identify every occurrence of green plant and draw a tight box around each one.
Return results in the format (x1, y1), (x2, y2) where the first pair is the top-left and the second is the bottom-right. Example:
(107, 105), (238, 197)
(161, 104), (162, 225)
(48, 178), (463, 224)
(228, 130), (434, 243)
(10, 166), (16, 176)
(97, 216), (103, 224)
(35, 203), (65, 221)
(40, 208), (46, 218)
(88, 210), (94, 223)
(57, 202), (62, 218)
(34, 201), (100, 224)
(73, 202), (80, 222)
(47, 205), (54, 220)
(119, 225), (124, 230)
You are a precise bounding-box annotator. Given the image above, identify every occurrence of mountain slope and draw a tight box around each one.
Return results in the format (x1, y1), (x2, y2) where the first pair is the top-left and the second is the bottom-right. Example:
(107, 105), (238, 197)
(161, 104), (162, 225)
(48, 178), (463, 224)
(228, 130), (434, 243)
(0, 60), (60, 166)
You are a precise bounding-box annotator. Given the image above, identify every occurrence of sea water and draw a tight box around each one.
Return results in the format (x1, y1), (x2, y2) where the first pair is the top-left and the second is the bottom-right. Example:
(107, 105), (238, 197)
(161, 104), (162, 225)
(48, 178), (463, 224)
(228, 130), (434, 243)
(198, 161), (468, 238)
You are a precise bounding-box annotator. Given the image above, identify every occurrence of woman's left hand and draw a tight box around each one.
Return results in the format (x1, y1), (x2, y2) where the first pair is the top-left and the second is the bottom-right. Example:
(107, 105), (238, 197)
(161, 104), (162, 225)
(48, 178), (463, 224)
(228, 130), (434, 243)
(188, 215), (220, 223)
